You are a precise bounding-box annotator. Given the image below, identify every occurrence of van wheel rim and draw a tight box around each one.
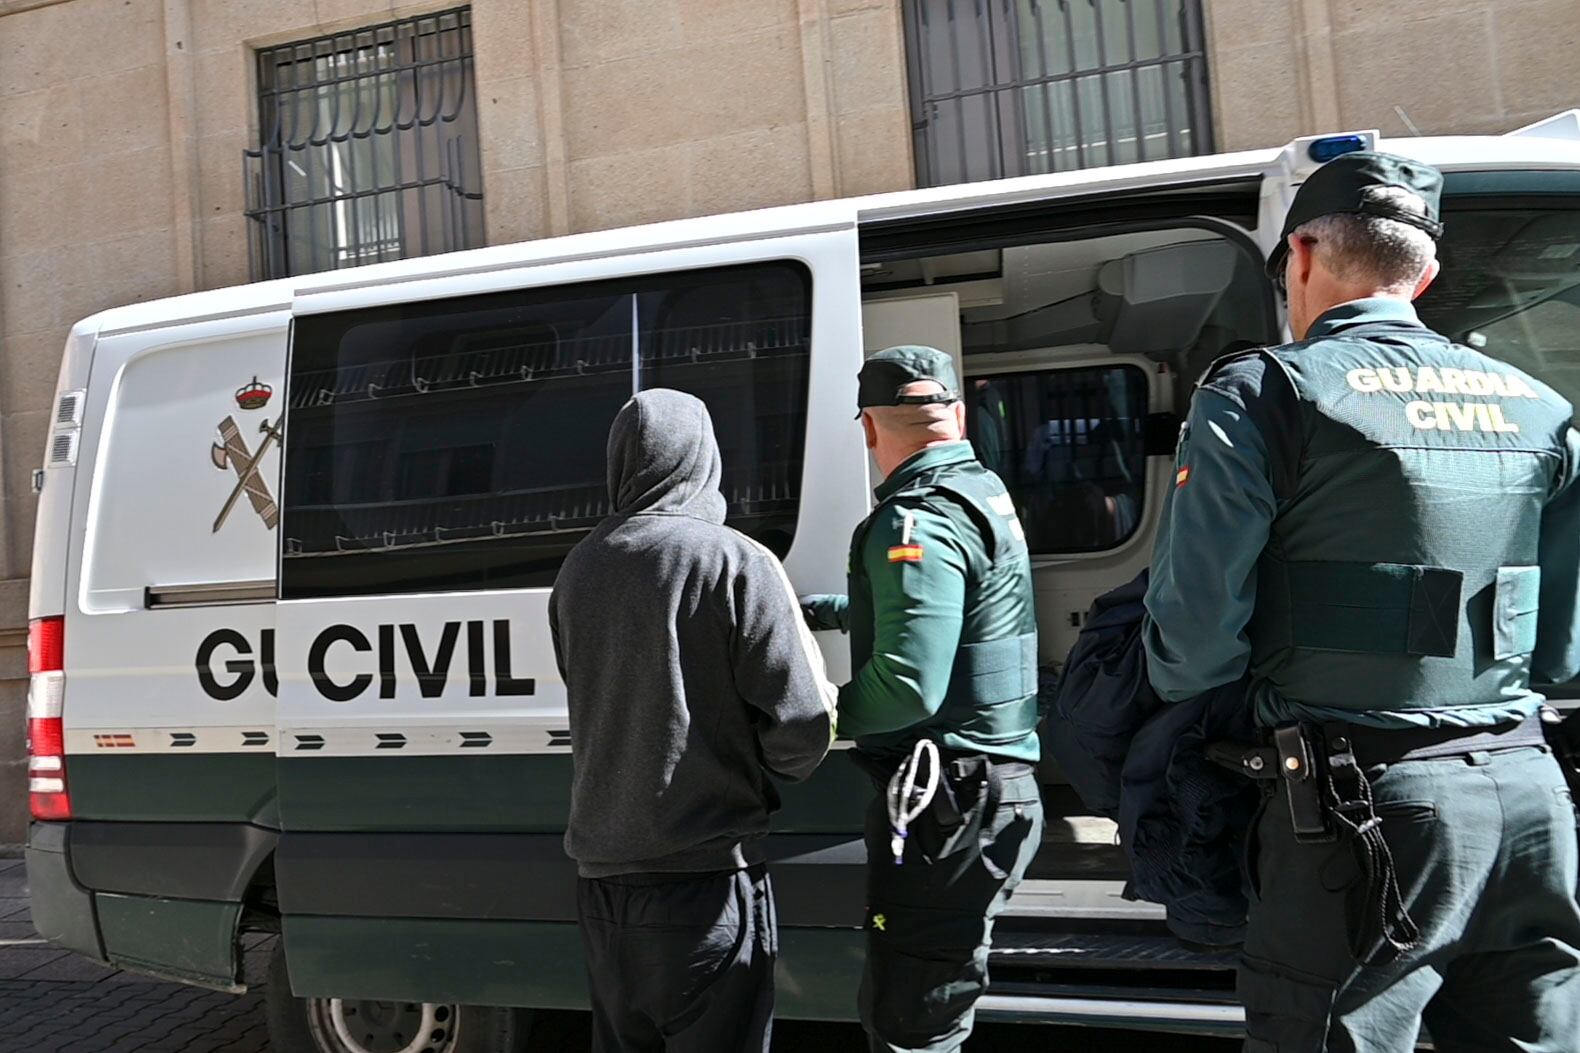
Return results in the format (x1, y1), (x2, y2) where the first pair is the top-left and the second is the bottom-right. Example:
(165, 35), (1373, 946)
(306, 998), (459, 1053)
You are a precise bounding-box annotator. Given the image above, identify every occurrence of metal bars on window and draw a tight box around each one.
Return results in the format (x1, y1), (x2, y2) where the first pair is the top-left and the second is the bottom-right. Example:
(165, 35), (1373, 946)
(244, 7), (485, 280)
(902, 0), (1213, 187)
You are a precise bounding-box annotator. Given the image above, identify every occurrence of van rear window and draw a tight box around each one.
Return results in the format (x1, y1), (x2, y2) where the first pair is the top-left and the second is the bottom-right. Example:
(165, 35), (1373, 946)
(280, 262), (812, 599)
(966, 365), (1149, 553)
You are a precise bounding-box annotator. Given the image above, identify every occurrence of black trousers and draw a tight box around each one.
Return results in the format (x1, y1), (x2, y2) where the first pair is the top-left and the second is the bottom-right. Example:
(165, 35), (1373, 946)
(577, 864), (777, 1053)
(1240, 745), (1580, 1052)
(859, 763), (1044, 1053)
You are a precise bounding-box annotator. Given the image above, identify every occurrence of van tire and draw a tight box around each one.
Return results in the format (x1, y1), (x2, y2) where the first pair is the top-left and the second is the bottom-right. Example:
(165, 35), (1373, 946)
(265, 941), (531, 1053)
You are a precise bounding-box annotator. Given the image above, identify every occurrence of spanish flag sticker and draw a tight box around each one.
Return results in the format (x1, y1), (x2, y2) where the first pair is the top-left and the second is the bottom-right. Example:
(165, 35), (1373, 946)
(1176, 466), (1191, 488)
(888, 544), (924, 563)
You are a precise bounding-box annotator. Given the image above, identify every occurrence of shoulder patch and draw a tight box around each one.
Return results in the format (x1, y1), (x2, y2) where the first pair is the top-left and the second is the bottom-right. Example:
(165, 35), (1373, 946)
(887, 544), (924, 563)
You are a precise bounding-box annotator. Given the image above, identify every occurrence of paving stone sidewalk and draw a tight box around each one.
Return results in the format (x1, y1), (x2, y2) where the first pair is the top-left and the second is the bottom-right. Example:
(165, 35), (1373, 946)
(0, 858), (269, 1053)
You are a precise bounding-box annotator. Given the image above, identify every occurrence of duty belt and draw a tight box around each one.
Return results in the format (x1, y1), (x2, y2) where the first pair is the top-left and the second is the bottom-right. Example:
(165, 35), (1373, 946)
(1208, 720), (1494, 967)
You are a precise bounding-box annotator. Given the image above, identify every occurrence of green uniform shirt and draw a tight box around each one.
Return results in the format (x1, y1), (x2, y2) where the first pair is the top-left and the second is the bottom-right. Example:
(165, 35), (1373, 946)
(1144, 297), (1580, 729)
(805, 442), (1040, 762)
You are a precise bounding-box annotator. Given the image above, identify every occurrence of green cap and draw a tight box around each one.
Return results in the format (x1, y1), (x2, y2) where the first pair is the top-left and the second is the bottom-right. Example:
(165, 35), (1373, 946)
(1267, 151), (1444, 279)
(856, 345), (960, 418)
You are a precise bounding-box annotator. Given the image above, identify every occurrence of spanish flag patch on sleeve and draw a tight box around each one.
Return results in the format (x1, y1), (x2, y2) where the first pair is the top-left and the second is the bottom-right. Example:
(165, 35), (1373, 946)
(1175, 466), (1191, 488)
(887, 544), (924, 563)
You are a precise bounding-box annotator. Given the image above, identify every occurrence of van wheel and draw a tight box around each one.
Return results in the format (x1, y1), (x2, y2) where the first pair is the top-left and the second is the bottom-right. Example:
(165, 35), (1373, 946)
(265, 942), (529, 1053)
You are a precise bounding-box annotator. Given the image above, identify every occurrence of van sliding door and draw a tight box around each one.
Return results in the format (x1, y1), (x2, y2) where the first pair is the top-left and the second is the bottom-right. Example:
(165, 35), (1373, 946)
(271, 215), (866, 1004)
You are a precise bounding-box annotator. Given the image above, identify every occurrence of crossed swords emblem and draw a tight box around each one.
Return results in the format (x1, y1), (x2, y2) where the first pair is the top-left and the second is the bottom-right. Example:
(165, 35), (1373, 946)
(211, 415), (282, 533)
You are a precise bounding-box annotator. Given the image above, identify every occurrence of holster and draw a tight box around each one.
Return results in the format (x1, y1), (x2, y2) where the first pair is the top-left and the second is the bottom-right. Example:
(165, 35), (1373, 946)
(1274, 724), (1334, 843)
(1204, 730), (1331, 842)
(1209, 724), (1421, 966)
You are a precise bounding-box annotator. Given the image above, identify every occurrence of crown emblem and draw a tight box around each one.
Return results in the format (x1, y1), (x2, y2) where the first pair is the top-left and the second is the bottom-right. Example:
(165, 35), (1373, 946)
(235, 376), (273, 410)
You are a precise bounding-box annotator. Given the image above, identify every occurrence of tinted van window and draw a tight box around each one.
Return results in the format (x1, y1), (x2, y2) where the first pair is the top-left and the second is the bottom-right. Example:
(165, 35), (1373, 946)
(966, 365), (1148, 553)
(1417, 200), (1580, 419)
(282, 262), (811, 599)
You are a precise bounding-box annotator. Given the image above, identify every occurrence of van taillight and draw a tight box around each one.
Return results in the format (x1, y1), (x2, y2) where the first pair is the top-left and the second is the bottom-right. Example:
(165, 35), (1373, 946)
(28, 616), (62, 674)
(27, 617), (69, 821)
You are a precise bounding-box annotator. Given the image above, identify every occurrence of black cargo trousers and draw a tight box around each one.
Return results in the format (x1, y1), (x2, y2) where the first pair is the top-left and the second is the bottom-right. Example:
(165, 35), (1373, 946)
(857, 755), (1044, 1053)
(577, 864), (776, 1053)
(1240, 743), (1580, 1053)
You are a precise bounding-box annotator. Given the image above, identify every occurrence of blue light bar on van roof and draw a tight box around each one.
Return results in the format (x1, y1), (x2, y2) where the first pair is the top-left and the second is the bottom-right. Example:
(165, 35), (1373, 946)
(1308, 135), (1369, 163)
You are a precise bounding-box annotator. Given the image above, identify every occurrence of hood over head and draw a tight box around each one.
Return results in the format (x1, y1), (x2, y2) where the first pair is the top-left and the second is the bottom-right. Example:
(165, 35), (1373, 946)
(606, 389), (728, 522)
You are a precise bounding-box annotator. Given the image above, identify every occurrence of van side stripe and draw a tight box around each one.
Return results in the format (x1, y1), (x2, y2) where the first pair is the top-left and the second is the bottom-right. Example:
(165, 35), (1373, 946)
(64, 722), (856, 757)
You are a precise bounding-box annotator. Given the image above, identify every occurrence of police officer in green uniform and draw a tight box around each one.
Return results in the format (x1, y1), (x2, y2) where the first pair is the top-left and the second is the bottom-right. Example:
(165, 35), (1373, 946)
(801, 346), (1042, 1052)
(1144, 152), (1580, 1051)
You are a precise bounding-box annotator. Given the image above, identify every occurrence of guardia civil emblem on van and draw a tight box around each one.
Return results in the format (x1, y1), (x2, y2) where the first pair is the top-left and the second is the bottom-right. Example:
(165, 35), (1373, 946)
(211, 410), (281, 533)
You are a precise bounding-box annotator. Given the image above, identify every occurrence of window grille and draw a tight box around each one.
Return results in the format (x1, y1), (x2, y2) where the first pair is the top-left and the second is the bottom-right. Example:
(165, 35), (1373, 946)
(967, 366), (1149, 553)
(244, 7), (485, 280)
(902, 0), (1214, 187)
(280, 262), (813, 599)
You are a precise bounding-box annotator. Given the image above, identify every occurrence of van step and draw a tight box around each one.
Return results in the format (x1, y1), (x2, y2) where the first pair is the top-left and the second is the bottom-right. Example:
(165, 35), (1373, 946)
(976, 987), (1244, 1037)
(990, 931), (1236, 971)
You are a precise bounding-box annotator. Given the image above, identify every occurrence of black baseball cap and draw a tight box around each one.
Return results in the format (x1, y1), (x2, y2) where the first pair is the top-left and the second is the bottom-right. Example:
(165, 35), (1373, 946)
(855, 346), (960, 419)
(1267, 151), (1445, 279)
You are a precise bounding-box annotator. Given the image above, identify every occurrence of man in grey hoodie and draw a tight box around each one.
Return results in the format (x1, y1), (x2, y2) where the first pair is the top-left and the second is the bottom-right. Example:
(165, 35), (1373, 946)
(549, 388), (836, 1053)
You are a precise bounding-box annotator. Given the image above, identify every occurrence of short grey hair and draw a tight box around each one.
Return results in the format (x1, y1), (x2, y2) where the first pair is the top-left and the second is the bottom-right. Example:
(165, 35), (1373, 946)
(1293, 186), (1437, 290)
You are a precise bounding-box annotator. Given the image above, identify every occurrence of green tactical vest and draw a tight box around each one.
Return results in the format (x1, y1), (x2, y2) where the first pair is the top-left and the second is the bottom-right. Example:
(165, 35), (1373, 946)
(1214, 319), (1575, 728)
(847, 452), (1041, 760)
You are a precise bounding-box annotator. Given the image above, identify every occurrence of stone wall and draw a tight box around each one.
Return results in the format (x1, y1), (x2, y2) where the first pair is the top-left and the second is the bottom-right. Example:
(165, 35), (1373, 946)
(1206, 0), (1580, 151)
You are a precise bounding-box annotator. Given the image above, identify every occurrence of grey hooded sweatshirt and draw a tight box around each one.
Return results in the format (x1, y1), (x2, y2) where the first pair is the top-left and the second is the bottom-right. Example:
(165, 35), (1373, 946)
(550, 389), (835, 878)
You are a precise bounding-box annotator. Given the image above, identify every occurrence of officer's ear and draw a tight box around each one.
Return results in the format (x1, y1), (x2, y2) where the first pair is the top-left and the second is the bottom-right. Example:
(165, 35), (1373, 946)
(1409, 257), (1442, 301)
(861, 411), (878, 450)
(953, 399), (967, 437)
(1287, 232), (1317, 291)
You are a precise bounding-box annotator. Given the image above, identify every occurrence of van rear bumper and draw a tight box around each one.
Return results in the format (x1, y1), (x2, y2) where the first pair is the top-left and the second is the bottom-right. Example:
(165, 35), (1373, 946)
(25, 822), (105, 961)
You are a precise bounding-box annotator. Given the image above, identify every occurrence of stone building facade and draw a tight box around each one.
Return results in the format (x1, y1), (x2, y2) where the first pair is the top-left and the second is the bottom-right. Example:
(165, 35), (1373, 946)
(0, 0), (1575, 842)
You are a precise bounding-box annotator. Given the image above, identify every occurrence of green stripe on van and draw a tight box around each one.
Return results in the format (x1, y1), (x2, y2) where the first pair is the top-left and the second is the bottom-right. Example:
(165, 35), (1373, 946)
(70, 755), (277, 825)
(276, 754), (870, 833)
(69, 750), (869, 832)
(281, 916), (863, 1020)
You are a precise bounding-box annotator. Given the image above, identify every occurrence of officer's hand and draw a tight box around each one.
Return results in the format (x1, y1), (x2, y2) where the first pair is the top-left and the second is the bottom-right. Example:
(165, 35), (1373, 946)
(799, 594), (849, 633)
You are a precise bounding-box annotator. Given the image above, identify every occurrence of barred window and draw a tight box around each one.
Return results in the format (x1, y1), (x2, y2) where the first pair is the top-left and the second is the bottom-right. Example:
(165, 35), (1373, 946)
(244, 7), (485, 280)
(280, 262), (813, 599)
(903, 0), (1213, 187)
(967, 366), (1149, 553)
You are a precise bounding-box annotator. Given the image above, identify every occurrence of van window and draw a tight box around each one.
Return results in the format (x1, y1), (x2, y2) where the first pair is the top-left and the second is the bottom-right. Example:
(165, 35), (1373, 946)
(1416, 201), (1580, 419)
(281, 262), (811, 599)
(965, 365), (1149, 553)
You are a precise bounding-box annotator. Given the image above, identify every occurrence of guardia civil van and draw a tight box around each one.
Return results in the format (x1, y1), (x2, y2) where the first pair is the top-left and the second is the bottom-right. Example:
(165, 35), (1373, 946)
(25, 113), (1580, 1051)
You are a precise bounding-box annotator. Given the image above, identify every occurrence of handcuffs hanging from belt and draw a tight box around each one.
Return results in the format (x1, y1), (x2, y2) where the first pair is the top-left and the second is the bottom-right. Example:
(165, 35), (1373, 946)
(865, 740), (1014, 869)
(1209, 725), (1422, 966)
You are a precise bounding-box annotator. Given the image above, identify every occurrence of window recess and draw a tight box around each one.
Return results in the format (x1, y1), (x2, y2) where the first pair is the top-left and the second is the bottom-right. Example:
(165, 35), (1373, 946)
(244, 7), (484, 280)
(902, 0), (1214, 187)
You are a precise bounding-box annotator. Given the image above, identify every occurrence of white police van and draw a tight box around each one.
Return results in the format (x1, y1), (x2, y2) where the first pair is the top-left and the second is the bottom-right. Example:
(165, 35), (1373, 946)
(25, 114), (1580, 1050)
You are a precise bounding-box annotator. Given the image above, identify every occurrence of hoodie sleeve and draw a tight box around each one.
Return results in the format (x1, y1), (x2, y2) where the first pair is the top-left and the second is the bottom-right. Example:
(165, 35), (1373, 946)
(732, 541), (838, 782)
